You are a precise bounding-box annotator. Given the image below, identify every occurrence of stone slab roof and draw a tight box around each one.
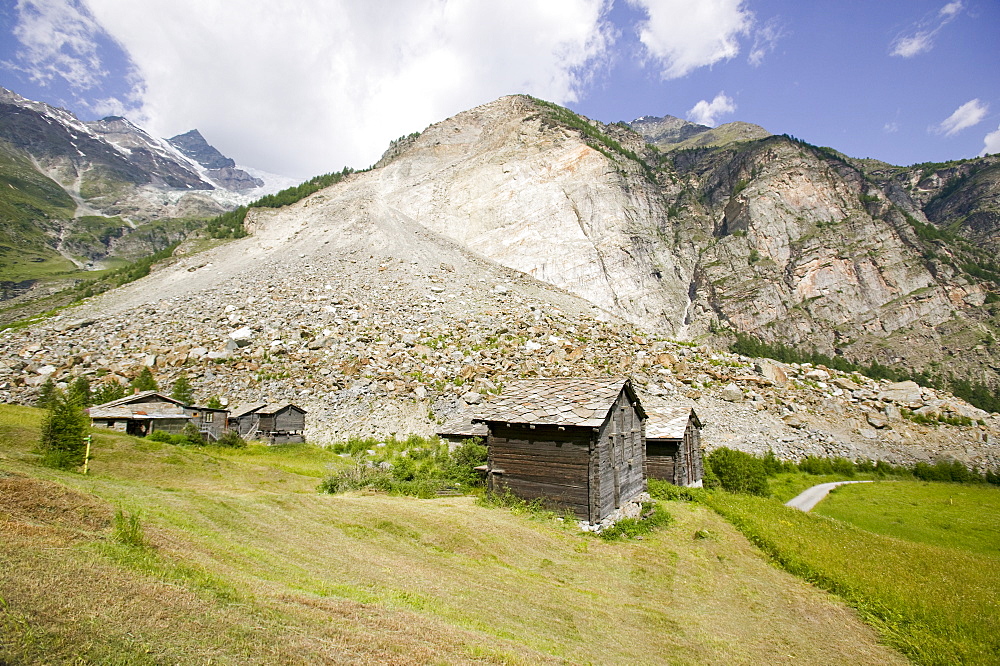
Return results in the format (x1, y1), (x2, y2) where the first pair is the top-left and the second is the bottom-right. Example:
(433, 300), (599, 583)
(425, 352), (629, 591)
(92, 390), (185, 410)
(257, 402), (306, 415)
(89, 407), (189, 420)
(645, 406), (700, 440)
(229, 402), (268, 419)
(474, 377), (643, 428)
(437, 410), (489, 439)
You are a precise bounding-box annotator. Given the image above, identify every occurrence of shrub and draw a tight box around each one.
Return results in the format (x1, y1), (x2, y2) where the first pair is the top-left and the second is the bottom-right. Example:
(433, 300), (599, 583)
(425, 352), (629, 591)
(146, 431), (174, 443)
(706, 447), (770, 496)
(443, 438), (488, 486)
(799, 456), (835, 475)
(216, 430), (247, 448)
(181, 422), (204, 446)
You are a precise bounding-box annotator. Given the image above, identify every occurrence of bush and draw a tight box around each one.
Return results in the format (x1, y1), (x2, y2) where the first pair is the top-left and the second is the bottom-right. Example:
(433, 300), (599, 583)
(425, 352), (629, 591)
(216, 430), (247, 448)
(146, 431), (174, 443)
(443, 438), (488, 486)
(798, 456), (835, 475)
(181, 422), (204, 446)
(706, 447), (770, 496)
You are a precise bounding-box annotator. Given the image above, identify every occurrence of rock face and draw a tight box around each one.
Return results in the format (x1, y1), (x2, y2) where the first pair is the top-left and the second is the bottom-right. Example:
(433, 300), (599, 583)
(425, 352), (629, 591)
(353, 95), (1000, 393)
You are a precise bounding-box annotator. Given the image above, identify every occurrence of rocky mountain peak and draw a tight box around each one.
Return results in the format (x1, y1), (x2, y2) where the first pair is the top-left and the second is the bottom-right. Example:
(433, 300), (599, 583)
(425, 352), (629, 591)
(629, 114), (709, 144)
(169, 129), (236, 170)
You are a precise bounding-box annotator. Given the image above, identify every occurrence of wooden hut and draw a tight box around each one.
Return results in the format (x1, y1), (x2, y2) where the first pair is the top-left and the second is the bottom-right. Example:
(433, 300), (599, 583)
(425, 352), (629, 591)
(229, 402), (306, 443)
(185, 404), (230, 442)
(474, 377), (646, 523)
(644, 406), (703, 486)
(88, 391), (194, 437)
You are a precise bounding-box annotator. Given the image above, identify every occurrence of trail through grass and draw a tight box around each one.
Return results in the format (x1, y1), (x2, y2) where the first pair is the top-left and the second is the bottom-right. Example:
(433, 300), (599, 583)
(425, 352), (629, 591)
(706, 486), (1000, 664)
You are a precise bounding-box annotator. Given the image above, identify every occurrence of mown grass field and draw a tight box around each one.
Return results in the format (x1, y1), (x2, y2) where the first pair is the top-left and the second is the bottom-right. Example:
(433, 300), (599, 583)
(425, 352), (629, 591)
(0, 404), (905, 665)
(706, 480), (1000, 664)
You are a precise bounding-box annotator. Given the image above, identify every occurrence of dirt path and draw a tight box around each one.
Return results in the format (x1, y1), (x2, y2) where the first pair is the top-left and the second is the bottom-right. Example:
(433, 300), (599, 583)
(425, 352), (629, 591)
(785, 480), (874, 512)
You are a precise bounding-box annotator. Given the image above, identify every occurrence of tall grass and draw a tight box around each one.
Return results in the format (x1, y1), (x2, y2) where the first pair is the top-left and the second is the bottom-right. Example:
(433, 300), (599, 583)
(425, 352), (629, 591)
(704, 488), (1000, 664)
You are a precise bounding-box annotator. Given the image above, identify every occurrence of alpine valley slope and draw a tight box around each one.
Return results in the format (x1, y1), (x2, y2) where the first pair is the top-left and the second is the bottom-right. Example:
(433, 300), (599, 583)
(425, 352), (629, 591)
(1, 95), (998, 471)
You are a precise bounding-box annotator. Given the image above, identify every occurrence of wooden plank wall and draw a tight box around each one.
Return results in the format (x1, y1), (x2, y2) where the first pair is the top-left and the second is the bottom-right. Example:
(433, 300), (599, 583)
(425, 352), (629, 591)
(274, 408), (305, 432)
(646, 440), (679, 481)
(487, 424), (591, 518)
(594, 390), (645, 520)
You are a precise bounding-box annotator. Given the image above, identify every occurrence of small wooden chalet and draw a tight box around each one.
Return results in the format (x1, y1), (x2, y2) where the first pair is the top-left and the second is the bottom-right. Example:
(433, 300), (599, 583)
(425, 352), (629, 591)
(645, 406), (704, 487)
(474, 377), (646, 523)
(228, 402), (306, 443)
(87, 391), (229, 441)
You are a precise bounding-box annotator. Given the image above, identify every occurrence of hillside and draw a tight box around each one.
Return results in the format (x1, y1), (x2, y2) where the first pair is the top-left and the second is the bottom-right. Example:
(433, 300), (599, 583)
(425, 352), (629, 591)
(0, 405), (907, 664)
(1, 96), (999, 472)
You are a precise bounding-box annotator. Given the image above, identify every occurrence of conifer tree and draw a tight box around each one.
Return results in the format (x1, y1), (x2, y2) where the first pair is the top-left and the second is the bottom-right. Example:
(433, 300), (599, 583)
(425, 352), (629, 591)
(92, 381), (127, 405)
(170, 372), (194, 405)
(68, 376), (92, 407)
(39, 390), (90, 469)
(131, 367), (158, 392)
(36, 378), (57, 408)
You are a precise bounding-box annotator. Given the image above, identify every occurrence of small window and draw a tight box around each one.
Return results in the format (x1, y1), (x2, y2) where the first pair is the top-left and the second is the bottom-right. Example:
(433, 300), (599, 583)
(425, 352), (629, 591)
(204, 413), (214, 423)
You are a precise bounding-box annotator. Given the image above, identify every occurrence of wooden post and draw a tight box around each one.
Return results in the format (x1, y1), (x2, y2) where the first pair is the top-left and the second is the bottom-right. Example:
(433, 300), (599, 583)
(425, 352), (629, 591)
(82, 435), (92, 475)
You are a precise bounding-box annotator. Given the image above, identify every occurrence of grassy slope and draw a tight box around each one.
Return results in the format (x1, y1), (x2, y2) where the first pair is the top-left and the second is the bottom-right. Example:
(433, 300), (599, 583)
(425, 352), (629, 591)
(707, 482), (1000, 664)
(0, 142), (77, 282)
(0, 404), (903, 665)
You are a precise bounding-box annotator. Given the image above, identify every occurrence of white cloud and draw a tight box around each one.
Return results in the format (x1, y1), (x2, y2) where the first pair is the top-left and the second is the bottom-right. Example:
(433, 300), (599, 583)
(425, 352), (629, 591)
(982, 125), (1000, 156)
(890, 1), (963, 57)
(626, 0), (752, 79)
(939, 1), (964, 18)
(884, 121), (900, 134)
(935, 99), (989, 136)
(748, 17), (782, 67)
(69, 0), (614, 178)
(687, 92), (736, 127)
(8, 0), (107, 89)
(890, 32), (934, 58)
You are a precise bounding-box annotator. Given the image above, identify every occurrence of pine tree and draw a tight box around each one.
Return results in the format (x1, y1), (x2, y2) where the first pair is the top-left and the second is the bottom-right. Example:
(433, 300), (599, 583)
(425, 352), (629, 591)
(92, 381), (127, 405)
(205, 395), (223, 409)
(131, 367), (158, 392)
(170, 372), (194, 405)
(39, 390), (90, 470)
(36, 378), (57, 408)
(68, 376), (92, 407)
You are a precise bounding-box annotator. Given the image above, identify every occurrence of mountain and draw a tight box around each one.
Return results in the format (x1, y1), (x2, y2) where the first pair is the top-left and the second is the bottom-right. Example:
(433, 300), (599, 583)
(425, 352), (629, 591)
(0, 86), (293, 311)
(629, 114), (771, 150)
(1, 95), (997, 473)
(167, 129), (264, 190)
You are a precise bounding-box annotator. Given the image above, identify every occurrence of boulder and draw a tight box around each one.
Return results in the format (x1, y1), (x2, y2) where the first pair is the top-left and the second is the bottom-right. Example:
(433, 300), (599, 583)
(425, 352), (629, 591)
(866, 412), (889, 429)
(756, 360), (789, 387)
(719, 383), (744, 402)
(877, 381), (923, 406)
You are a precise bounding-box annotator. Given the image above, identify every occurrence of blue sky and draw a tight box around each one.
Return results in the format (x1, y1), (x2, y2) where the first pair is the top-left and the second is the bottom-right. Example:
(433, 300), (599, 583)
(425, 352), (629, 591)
(1, 0), (997, 179)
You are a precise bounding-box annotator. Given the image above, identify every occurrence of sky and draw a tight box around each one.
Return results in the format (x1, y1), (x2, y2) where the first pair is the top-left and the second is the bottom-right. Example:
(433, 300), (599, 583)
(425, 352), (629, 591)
(0, 0), (997, 180)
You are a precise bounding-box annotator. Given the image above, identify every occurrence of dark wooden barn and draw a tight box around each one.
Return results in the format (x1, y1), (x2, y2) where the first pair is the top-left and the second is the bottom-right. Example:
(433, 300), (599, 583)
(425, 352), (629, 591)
(474, 377), (646, 523)
(644, 406), (704, 487)
(229, 402), (306, 443)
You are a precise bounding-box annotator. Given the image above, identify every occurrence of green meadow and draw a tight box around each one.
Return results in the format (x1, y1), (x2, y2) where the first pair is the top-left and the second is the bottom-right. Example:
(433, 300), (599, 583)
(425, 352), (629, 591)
(2, 403), (996, 663)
